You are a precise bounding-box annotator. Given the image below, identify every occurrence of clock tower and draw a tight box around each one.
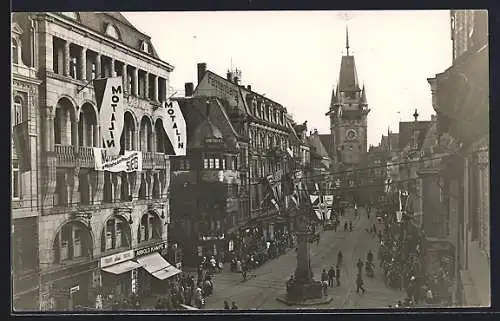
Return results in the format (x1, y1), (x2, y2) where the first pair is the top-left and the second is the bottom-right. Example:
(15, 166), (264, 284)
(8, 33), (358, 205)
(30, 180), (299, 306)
(326, 27), (370, 170)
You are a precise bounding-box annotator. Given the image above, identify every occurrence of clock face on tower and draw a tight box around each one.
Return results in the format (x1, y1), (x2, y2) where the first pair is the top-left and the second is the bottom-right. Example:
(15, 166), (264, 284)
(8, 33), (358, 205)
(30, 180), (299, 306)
(346, 129), (357, 141)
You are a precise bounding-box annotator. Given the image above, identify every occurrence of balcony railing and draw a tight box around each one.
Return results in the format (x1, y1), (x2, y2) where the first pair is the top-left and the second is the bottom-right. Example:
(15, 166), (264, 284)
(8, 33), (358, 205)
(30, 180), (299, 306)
(54, 145), (167, 170)
(54, 145), (76, 167)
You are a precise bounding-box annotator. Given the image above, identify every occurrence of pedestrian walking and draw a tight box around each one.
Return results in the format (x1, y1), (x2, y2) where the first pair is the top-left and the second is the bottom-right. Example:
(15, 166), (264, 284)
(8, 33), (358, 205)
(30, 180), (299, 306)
(231, 301), (239, 310)
(356, 273), (366, 294)
(316, 233), (320, 246)
(344, 222), (348, 232)
(337, 250), (343, 266)
(321, 269), (328, 284)
(224, 301), (230, 310)
(328, 266), (336, 287)
(356, 258), (364, 274)
(349, 221), (353, 232)
(335, 265), (341, 286)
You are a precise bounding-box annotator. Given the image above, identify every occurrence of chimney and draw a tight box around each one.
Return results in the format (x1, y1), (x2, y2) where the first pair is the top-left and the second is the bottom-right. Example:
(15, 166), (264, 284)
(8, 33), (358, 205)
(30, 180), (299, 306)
(247, 85), (252, 91)
(197, 63), (207, 84)
(184, 82), (194, 97)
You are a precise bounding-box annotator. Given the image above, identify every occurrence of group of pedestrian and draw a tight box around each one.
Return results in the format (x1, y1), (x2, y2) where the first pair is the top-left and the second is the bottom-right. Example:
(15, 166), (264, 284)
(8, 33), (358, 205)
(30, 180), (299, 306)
(223, 300), (239, 310)
(321, 265), (341, 288)
(343, 221), (353, 232)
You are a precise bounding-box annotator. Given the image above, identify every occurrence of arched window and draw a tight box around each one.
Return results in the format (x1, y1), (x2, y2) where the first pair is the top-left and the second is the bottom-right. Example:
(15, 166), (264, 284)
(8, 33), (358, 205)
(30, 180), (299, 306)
(138, 212), (161, 243)
(13, 96), (23, 125)
(105, 24), (121, 40)
(12, 38), (19, 65)
(53, 222), (92, 263)
(101, 215), (131, 252)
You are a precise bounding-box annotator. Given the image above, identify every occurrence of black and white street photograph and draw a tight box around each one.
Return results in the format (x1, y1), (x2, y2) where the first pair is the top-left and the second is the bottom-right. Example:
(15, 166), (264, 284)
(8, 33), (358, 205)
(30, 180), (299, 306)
(11, 9), (490, 312)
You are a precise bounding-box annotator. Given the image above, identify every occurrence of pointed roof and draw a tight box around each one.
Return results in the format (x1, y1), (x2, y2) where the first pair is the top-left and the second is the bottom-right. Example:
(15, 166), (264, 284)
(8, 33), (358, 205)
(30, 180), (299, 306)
(338, 55), (360, 92)
(360, 85), (367, 104)
(337, 26), (360, 92)
(318, 134), (335, 159)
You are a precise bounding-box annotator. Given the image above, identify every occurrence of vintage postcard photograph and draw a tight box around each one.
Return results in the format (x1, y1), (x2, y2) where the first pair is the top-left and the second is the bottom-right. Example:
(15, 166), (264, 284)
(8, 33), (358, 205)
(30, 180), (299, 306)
(11, 10), (489, 312)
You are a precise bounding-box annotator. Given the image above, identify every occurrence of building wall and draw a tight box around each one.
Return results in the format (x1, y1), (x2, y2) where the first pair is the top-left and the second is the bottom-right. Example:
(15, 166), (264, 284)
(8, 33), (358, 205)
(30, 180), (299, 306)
(12, 12), (175, 310)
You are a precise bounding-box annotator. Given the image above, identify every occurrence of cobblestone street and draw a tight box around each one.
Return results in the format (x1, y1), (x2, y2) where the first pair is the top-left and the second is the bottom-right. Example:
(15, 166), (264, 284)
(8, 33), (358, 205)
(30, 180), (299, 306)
(203, 208), (404, 310)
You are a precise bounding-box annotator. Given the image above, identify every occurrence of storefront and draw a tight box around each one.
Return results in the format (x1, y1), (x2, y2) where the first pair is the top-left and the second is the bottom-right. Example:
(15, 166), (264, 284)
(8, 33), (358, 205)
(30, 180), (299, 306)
(100, 250), (139, 299)
(198, 233), (226, 260)
(135, 241), (181, 296)
(40, 261), (98, 310)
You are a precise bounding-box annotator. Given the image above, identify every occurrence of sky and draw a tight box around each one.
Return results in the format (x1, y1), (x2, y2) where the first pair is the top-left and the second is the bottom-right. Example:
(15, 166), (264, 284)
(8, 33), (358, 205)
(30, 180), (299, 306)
(123, 10), (452, 147)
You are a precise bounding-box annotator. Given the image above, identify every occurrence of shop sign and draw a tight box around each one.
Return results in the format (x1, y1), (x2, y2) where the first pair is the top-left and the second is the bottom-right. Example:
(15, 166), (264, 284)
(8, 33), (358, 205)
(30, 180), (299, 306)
(100, 250), (134, 268)
(134, 241), (168, 258)
(200, 234), (225, 241)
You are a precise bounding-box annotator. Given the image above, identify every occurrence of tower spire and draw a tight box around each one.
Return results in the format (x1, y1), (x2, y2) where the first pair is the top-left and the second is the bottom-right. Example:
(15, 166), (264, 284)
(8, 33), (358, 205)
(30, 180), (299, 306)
(346, 26), (350, 56)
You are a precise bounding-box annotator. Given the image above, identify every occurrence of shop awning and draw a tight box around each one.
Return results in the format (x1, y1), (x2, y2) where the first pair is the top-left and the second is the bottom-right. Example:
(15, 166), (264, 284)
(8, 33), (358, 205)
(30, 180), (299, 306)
(136, 252), (181, 280)
(102, 260), (141, 275)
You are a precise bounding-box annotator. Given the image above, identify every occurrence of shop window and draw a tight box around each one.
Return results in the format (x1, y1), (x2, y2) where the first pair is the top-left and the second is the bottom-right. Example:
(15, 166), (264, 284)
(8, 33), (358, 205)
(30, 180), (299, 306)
(214, 158), (220, 169)
(70, 56), (78, 79)
(232, 156), (238, 170)
(203, 158), (209, 169)
(209, 158), (215, 169)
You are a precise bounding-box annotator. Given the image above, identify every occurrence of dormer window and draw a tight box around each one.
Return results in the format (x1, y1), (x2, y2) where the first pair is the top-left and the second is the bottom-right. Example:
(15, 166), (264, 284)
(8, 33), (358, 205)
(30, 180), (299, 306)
(140, 41), (150, 53)
(105, 24), (121, 40)
(60, 12), (79, 20)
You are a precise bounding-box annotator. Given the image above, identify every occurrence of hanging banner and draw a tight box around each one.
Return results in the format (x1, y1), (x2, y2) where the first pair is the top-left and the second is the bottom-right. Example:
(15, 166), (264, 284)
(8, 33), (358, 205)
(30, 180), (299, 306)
(324, 195), (334, 206)
(94, 76), (124, 156)
(154, 100), (186, 156)
(12, 120), (31, 171)
(93, 148), (142, 172)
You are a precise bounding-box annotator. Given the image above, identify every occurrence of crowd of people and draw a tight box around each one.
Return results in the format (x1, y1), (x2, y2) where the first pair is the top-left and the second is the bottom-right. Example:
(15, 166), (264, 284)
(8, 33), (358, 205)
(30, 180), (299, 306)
(377, 210), (453, 306)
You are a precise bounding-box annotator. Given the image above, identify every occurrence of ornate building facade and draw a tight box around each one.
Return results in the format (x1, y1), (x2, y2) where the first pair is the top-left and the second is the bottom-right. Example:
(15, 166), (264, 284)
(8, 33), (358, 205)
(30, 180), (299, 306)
(427, 9), (489, 306)
(12, 12), (177, 311)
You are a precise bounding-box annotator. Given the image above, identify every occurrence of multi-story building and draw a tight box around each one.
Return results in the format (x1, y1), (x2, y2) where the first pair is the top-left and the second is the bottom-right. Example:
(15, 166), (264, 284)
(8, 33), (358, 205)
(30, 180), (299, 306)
(12, 12), (177, 311)
(326, 29), (370, 204)
(12, 17), (43, 310)
(427, 10), (489, 306)
(169, 96), (242, 266)
(191, 63), (303, 245)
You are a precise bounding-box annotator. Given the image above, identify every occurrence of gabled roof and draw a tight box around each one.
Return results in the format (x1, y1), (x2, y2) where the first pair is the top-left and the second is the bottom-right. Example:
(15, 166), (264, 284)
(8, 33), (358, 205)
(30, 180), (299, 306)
(318, 134), (335, 159)
(308, 134), (330, 159)
(399, 121), (432, 151)
(175, 97), (238, 151)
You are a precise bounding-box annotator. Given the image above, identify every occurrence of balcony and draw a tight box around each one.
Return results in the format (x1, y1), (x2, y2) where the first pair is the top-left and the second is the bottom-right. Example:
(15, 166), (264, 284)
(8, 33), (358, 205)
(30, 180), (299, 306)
(54, 145), (167, 169)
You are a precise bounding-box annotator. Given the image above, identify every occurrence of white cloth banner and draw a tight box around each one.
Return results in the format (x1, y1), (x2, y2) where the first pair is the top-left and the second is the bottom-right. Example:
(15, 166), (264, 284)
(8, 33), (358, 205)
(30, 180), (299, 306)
(154, 100), (187, 156)
(93, 148), (143, 172)
(309, 195), (319, 205)
(93, 77), (124, 156)
(324, 195), (334, 206)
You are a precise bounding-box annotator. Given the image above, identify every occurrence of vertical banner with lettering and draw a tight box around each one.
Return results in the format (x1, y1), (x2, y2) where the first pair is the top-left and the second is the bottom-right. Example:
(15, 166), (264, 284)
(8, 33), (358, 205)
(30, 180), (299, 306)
(12, 120), (31, 171)
(94, 77), (124, 156)
(154, 100), (186, 156)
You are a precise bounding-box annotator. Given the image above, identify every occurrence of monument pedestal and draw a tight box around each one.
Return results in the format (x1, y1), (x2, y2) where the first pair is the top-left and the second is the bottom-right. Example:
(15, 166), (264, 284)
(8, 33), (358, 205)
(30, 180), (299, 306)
(276, 228), (332, 306)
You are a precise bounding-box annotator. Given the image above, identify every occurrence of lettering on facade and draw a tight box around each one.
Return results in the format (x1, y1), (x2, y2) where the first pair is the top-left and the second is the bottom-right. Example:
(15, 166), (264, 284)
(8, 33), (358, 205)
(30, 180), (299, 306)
(100, 250), (134, 268)
(134, 242), (167, 257)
